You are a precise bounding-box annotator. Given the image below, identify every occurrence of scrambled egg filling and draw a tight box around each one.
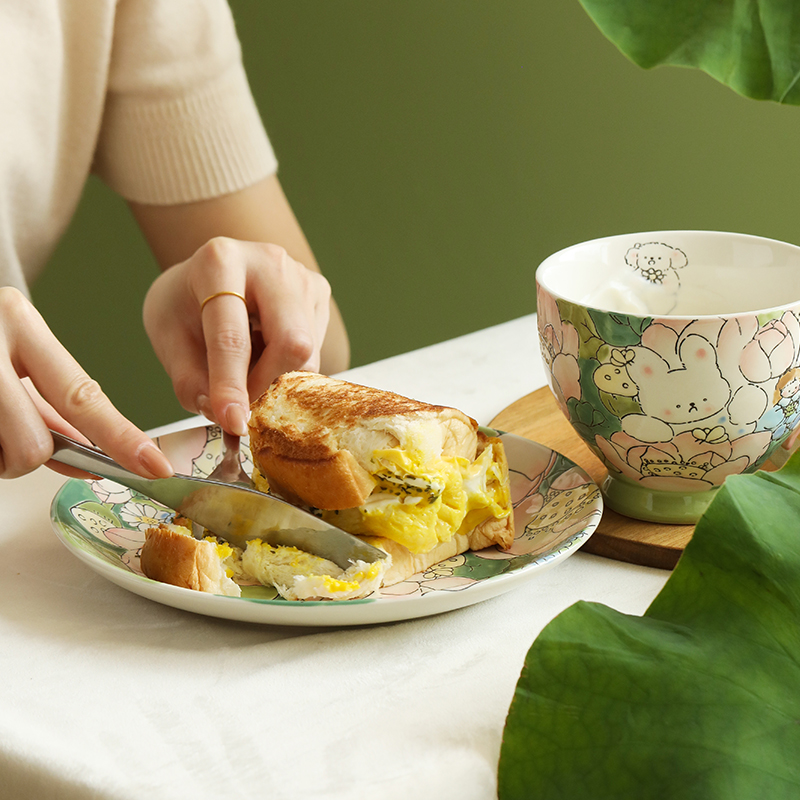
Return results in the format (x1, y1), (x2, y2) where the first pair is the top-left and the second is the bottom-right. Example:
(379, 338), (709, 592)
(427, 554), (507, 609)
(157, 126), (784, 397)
(241, 539), (385, 601)
(201, 531), (387, 601)
(322, 441), (511, 554)
(250, 465), (271, 494)
(212, 538), (250, 585)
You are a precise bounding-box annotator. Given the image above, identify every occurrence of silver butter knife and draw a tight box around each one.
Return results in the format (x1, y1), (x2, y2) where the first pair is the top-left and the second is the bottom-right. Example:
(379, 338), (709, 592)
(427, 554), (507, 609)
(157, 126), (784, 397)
(49, 430), (386, 569)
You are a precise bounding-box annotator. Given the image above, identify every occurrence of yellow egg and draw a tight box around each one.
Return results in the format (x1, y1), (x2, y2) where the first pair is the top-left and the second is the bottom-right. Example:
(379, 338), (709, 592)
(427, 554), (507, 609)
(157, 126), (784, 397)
(238, 539), (388, 600)
(321, 441), (510, 554)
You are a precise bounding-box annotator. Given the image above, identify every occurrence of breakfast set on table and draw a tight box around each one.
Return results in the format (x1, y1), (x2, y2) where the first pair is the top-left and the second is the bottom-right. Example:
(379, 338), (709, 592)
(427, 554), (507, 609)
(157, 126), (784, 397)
(4, 229), (798, 798)
(54, 229), (800, 612)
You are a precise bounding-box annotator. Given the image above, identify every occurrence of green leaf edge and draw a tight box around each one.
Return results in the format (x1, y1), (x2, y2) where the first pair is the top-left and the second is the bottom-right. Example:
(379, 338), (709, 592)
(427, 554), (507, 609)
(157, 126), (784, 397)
(578, 0), (800, 105)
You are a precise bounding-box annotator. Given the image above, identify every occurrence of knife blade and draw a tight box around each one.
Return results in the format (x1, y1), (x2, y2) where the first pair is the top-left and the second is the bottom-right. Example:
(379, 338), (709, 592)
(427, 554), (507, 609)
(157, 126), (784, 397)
(49, 430), (386, 569)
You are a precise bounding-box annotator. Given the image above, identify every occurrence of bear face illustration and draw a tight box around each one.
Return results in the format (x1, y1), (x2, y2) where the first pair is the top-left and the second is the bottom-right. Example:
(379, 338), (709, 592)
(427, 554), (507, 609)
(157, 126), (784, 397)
(597, 241), (690, 315)
(625, 242), (688, 285)
(621, 334), (732, 443)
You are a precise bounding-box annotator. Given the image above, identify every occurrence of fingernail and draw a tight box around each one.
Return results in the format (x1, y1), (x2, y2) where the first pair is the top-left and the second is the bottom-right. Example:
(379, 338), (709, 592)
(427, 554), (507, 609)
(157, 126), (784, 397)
(138, 443), (174, 479)
(225, 403), (250, 437)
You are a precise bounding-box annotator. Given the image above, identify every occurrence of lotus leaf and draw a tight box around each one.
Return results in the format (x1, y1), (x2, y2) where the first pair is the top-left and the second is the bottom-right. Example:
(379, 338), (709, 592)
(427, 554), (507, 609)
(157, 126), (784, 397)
(498, 450), (800, 798)
(579, 0), (800, 104)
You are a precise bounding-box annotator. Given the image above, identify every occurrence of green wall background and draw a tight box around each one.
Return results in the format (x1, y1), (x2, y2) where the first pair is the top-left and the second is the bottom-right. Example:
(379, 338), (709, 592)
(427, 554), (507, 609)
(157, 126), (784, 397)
(32, 1), (800, 431)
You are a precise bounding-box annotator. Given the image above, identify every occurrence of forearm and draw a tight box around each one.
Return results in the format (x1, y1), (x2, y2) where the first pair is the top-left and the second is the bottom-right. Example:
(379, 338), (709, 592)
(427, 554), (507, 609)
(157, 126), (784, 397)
(129, 174), (350, 375)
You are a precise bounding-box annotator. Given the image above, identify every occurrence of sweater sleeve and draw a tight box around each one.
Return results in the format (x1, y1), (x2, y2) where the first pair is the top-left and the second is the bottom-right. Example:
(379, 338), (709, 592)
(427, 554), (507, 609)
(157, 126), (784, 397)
(92, 0), (278, 205)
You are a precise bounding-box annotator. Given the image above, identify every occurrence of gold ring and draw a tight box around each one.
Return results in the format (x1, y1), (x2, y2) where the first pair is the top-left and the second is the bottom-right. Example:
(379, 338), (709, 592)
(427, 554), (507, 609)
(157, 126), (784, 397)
(200, 291), (247, 312)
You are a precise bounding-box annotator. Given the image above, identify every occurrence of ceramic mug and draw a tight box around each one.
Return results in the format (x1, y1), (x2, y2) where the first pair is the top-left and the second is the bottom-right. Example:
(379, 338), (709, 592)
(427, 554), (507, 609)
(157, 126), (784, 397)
(536, 230), (800, 523)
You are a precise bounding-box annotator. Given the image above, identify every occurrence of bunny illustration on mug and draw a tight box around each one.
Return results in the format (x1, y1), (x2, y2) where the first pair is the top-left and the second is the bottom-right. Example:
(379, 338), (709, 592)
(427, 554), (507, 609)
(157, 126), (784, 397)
(620, 334), (732, 443)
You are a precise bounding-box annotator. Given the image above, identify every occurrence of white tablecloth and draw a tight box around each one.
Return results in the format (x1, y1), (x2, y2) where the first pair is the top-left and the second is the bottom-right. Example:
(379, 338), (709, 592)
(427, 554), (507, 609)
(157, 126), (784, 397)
(0, 315), (668, 799)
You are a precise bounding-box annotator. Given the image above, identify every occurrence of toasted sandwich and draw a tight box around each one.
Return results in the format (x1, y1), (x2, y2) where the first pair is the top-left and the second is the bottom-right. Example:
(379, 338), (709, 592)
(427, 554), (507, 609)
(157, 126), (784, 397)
(141, 372), (514, 601)
(247, 371), (514, 587)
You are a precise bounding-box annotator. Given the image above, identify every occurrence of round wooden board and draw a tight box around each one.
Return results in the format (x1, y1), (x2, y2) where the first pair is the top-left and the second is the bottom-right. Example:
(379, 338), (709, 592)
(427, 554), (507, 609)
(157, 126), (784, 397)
(490, 388), (693, 570)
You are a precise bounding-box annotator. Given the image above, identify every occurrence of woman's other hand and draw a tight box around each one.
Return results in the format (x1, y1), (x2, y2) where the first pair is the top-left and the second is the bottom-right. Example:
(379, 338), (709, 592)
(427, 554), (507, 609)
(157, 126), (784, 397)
(0, 287), (173, 479)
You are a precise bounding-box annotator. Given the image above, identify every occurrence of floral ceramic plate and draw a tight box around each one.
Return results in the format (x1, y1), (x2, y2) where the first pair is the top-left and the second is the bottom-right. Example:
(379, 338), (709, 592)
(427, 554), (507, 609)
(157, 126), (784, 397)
(49, 424), (602, 626)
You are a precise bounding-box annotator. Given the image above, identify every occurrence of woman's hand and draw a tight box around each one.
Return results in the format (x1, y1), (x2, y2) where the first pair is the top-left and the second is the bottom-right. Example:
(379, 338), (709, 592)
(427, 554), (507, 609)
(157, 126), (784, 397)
(0, 287), (174, 480)
(132, 174), (350, 432)
(142, 237), (332, 435)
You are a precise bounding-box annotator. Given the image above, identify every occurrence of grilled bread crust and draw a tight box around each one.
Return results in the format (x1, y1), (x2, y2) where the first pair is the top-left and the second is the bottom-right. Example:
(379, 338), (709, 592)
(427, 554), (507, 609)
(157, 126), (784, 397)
(140, 524), (240, 597)
(248, 371), (478, 510)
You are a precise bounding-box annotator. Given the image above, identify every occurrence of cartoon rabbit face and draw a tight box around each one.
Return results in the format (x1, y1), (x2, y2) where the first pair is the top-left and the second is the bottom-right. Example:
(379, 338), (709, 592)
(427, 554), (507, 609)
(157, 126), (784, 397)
(628, 335), (731, 427)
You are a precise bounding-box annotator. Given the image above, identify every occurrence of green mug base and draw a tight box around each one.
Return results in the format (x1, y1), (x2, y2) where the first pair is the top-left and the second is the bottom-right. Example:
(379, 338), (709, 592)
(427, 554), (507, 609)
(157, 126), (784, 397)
(601, 474), (718, 525)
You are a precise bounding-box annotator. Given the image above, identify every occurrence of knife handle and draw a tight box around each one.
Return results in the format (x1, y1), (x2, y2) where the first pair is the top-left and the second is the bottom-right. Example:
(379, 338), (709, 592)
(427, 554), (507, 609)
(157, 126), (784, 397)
(49, 430), (158, 496)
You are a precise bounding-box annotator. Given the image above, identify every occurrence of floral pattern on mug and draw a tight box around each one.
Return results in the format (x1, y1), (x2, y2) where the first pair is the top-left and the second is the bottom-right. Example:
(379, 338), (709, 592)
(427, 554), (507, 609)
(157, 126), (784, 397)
(595, 428), (772, 492)
(540, 296), (800, 492)
(537, 286), (581, 412)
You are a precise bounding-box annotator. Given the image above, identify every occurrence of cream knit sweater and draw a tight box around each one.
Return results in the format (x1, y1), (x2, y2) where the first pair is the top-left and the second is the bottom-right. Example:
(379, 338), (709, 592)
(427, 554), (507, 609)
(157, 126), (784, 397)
(1, 0), (278, 294)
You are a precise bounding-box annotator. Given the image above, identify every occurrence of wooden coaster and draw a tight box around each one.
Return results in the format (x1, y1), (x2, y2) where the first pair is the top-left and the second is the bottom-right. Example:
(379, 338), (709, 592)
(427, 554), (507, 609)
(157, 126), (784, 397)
(490, 388), (693, 570)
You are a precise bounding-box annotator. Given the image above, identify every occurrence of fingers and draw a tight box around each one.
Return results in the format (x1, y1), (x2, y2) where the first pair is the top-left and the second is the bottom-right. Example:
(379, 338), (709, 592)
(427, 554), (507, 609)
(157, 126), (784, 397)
(179, 237), (253, 434)
(195, 239), (331, 421)
(144, 238), (333, 436)
(0, 288), (173, 480)
(22, 379), (102, 480)
(142, 272), (212, 417)
(246, 265), (331, 396)
(200, 289), (252, 436)
(0, 357), (60, 479)
(145, 238), (259, 432)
